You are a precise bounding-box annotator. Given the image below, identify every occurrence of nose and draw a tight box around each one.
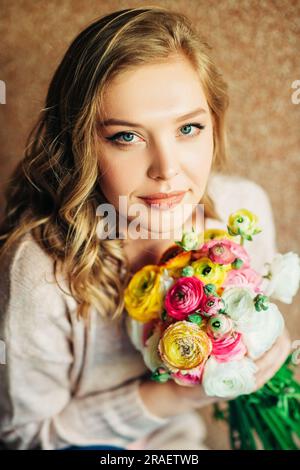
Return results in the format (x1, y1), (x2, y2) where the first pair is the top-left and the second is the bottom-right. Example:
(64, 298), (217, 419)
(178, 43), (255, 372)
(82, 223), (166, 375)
(147, 142), (180, 180)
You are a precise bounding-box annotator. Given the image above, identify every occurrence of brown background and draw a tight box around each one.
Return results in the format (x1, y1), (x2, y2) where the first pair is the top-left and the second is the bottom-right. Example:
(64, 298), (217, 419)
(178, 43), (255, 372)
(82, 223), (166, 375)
(0, 0), (299, 449)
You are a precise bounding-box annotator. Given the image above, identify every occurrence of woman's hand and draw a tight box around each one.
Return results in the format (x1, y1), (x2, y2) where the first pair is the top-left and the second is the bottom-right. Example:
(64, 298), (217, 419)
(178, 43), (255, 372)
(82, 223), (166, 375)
(139, 328), (292, 419)
(252, 326), (292, 391)
(173, 327), (292, 411)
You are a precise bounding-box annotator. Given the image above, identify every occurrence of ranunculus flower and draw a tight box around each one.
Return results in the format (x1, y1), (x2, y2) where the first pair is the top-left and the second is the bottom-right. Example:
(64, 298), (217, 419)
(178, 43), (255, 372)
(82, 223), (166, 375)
(191, 257), (227, 289)
(263, 252), (300, 304)
(210, 332), (247, 362)
(164, 276), (205, 320)
(208, 243), (236, 264)
(200, 295), (224, 316)
(171, 362), (205, 386)
(124, 265), (164, 322)
(221, 286), (257, 331)
(228, 208), (261, 239)
(176, 228), (202, 251)
(125, 316), (144, 352)
(194, 239), (250, 269)
(158, 321), (212, 371)
(143, 324), (165, 372)
(202, 356), (257, 397)
(239, 302), (285, 359)
(206, 313), (233, 339)
(223, 268), (263, 293)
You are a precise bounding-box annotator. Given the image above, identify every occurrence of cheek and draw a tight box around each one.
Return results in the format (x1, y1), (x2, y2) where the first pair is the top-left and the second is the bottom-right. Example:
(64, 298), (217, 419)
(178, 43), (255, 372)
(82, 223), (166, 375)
(184, 131), (214, 184)
(98, 154), (144, 201)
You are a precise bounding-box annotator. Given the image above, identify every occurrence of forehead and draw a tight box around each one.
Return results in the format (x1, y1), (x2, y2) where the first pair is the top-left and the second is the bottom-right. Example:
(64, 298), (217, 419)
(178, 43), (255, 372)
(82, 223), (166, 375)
(101, 56), (209, 121)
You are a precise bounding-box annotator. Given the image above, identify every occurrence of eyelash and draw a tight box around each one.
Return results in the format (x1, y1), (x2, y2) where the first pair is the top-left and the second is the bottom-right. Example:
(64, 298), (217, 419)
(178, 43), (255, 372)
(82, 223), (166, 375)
(105, 123), (206, 147)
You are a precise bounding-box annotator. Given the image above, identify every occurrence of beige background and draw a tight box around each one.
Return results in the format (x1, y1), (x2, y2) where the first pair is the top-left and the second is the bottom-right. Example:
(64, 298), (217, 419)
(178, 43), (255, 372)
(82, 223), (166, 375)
(0, 0), (299, 449)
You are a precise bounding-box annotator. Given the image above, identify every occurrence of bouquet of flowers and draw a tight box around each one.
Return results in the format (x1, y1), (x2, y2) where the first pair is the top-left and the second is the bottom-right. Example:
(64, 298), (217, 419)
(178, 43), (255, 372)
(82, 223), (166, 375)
(124, 209), (300, 450)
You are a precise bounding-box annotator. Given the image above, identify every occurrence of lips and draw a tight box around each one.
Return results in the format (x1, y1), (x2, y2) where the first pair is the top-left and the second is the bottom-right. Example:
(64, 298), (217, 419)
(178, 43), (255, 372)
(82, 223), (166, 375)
(139, 191), (187, 210)
(140, 191), (187, 200)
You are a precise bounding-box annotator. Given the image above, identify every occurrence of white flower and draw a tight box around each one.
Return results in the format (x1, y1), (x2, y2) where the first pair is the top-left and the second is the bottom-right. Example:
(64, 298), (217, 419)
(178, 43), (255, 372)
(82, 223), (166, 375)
(221, 287), (257, 331)
(143, 328), (164, 372)
(160, 268), (175, 294)
(125, 317), (144, 352)
(263, 252), (300, 304)
(126, 317), (164, 372)
(181, 231), (201, 250)
(240, 302), (284, 359)
(202, 356), (257, 398)
(221, 287), (285, 357)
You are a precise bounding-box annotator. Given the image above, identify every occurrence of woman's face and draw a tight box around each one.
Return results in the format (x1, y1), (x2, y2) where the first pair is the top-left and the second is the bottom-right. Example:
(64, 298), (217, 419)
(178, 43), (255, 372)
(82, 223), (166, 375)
(96, 55), (214, 237)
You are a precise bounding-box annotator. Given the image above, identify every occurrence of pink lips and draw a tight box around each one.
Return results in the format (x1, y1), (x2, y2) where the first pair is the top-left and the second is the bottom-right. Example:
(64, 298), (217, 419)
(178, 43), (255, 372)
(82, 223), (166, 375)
(139, 191), (187, 210)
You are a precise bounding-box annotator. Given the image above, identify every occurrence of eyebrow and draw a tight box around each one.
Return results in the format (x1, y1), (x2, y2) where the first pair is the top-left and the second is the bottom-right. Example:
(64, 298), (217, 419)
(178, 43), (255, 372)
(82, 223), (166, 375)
(100, 107), (208, 128)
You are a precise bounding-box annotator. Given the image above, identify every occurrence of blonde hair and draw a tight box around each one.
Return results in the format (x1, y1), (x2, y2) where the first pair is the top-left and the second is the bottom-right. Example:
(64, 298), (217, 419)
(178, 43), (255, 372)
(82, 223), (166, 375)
(0, 5), (229, 322)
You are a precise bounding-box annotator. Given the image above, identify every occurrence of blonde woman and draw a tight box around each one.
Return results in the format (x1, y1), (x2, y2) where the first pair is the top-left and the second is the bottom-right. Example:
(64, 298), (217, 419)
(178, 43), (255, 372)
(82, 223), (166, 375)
(0, 6), (291, 450)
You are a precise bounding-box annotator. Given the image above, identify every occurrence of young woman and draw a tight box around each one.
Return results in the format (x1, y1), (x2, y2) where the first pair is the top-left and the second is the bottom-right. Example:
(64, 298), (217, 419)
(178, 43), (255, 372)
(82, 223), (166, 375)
(0, 6), (291, 450)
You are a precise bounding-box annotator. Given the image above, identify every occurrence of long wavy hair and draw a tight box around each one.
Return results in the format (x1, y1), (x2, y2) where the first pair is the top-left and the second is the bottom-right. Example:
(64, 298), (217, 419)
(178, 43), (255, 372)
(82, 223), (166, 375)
(0, 6), (229, 322)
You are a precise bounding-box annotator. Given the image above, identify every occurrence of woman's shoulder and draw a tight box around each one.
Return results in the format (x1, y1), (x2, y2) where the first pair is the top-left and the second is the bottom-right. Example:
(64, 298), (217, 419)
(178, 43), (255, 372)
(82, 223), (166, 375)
(0, 231), (55, 285)
(0, 230), (70, 308)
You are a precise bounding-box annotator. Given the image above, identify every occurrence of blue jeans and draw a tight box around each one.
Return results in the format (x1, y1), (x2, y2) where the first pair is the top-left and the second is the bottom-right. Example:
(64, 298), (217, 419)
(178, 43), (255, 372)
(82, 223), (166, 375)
(60, 445), (125, 450)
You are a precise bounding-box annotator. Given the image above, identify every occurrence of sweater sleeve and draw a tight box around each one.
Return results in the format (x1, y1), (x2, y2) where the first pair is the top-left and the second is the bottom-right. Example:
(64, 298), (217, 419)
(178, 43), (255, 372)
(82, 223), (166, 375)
(0, 237), (168, 450)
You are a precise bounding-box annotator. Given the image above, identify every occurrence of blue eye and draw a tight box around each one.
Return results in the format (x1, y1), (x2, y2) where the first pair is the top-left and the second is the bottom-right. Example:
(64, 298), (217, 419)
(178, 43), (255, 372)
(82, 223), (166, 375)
(105, 123), (205, 147)
(181, 124), (199, 135)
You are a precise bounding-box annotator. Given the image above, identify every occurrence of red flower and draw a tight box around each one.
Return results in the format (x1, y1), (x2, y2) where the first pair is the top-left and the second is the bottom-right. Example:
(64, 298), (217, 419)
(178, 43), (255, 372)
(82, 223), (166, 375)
(165, 276), (205, 320)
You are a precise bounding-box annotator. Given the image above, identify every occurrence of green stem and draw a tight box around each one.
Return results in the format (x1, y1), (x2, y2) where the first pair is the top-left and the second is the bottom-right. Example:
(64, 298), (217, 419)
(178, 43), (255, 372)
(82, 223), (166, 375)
(259, 407), (295, 449)
(243, 400), (273, 449)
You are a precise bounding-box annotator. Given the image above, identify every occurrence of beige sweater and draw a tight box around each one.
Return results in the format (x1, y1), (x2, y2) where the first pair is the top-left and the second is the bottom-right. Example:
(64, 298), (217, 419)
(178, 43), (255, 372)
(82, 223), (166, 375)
(0, 173), (277, 450)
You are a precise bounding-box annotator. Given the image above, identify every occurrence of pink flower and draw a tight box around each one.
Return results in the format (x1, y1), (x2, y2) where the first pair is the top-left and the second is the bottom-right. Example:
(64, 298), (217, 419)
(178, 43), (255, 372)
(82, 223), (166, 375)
(208, 243), (236, 264)
(171, 362), (205, 386)
(164, 276), (205, 320)
(200, 295), (224, 316)
(210, 332), (247, 363)
(195, 239), (251, 268)
(223, 268), (263, 293)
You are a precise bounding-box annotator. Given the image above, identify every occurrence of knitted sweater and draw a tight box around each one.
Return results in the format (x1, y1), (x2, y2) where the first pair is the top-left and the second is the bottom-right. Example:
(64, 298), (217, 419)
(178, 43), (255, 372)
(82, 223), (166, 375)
(0, 172), (277, 450)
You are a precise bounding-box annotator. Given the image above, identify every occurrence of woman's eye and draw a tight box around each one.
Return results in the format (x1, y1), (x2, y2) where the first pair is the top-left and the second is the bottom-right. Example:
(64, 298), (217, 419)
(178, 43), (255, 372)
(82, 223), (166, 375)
(105, 123), (205, 147)
(180, 124), (205, 136)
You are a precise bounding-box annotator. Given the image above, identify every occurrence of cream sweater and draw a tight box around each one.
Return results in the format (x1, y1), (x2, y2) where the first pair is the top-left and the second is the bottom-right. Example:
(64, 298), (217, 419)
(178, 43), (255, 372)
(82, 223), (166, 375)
(0, 173), (277, 450)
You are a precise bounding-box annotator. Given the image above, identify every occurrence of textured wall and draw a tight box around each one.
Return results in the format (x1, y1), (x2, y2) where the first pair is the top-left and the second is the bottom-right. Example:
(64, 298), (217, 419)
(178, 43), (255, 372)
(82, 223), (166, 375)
(0, 0), (299, 449)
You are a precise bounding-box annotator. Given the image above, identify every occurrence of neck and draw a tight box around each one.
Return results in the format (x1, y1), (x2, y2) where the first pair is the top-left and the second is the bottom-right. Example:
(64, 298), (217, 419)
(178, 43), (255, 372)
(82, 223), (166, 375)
(123, 210), (205, 274)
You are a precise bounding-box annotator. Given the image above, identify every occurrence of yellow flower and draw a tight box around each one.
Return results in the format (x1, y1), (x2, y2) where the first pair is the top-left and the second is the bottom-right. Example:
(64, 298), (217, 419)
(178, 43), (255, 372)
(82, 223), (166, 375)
(159, 321), (212, 371)
(160, 250), (191, 279)
(228, 209), (261, 239)
(124, 265), (164, 323)
(191, 257), (227, 288)
(204, 229), (234, 242)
